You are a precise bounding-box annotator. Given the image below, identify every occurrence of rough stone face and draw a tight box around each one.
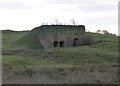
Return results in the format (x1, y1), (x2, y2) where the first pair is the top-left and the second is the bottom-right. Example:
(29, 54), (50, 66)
(32, 25), (85, 48)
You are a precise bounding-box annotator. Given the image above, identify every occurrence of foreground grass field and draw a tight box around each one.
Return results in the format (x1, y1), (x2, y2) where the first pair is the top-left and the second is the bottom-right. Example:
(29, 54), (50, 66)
(2, 30), (119, 84)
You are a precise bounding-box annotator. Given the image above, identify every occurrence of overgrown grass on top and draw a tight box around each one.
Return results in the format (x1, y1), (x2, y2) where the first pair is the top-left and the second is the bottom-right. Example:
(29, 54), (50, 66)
(17, 32), (43, 49)
(86, 32), (118, 43)
(2, 30), (44, 50)
(2, 30), (29, 50)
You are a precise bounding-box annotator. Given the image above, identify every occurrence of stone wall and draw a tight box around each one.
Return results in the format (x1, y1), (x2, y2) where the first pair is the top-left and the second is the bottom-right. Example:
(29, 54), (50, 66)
(32, 25), (85, 48)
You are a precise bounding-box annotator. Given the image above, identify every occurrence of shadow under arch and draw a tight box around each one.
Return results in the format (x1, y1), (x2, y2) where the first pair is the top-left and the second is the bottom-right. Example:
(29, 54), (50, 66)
(53, 41), (59, 47)
(60, 41), (64, 47)
(73, 38), (79, 46)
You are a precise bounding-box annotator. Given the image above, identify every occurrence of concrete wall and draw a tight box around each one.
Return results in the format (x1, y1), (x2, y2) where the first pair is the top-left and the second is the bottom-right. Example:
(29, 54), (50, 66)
(32, 25), (85, 48)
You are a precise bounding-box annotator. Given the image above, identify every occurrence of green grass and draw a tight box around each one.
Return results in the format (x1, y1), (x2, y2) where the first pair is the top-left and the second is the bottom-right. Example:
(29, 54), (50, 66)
(87, 32), (118, 43)
(17, 32), (43, 49)
(3, 55), (55, 66)
(46, 46), (118, 64)
(2, 30), (29, 50)
(91, 42), (118, 51)
(3, 46), (118, 66)
(2, 30), (43, 50)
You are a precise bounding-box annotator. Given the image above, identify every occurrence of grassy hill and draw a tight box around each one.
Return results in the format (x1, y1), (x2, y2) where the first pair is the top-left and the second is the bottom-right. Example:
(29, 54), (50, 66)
(2, 30), (119, 84)
(2, 30), (43, 51)
(2, 30), (29, 51)
(17, 32), (44, 49)
(2, 30), (119, 64)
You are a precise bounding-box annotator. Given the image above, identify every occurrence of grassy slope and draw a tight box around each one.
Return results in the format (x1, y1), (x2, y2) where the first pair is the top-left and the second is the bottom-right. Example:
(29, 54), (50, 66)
(2, 30), (29, 51)
(87, 32), (118, 43)
(17, 32), (43, 49)
(2, 30), (43, 50)
(2, 30), (119, 84)
(2, 30), (119, 66)
(3, 55), (54, 66)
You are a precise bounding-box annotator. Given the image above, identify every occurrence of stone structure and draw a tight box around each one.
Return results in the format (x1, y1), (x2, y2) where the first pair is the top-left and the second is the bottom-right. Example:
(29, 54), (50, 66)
(32, 25), (85, 48)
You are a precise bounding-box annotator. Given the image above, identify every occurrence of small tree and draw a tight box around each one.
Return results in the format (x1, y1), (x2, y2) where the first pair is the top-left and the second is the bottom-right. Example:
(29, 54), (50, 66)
(96, 30), (101, 33)
(55, 19), (59, 25)
(102, 30), (109, 34)
(42, 22), (44, 25)
(71, 18), (76, 25)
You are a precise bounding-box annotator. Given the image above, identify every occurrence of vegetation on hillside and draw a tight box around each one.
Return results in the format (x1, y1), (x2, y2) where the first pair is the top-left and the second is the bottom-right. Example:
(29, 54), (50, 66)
(2, 29), (119, 84)
(2, 30), (119, 65)
(17, 32), (44, 49)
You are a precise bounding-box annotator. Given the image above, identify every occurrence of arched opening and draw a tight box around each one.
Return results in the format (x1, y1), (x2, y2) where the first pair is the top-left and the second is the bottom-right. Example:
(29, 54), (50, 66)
(53, 41), (59, 47)
(73, 38), (79, 46)
(60, 41), (64, 47)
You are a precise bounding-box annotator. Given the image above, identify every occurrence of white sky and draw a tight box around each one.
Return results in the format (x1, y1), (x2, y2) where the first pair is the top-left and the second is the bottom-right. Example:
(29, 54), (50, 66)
(0, 0), (119, 35)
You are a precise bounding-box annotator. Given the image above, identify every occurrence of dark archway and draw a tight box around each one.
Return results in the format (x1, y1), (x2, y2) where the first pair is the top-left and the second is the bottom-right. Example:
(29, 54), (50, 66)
(54, 41), (59, 47)
(60, 41), (64, 47)
(73, 38), (79, 46)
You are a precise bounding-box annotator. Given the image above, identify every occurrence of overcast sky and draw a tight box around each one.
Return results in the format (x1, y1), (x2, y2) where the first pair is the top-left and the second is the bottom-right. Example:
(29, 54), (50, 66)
(0, 0), (118, 35)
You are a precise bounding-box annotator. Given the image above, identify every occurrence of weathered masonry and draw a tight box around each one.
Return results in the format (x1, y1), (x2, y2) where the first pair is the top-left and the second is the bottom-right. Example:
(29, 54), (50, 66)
(32, 25), (85, 48)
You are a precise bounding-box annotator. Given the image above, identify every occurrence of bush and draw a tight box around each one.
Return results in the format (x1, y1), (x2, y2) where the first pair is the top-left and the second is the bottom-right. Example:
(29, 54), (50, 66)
(79, 34), (95, 46)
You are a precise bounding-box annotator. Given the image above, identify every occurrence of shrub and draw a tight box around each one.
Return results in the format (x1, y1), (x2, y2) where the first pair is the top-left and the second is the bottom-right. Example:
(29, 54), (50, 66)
(102, 30), (109, 34)
(79, 34), (95, 46)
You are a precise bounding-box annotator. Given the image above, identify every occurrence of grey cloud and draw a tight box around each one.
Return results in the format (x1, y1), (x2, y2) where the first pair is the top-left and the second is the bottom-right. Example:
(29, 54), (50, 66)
(76, 2), (117, 12)
(85, 14), (117, 25)
(43, 0), (117, 13)
(43, 0), (101, 4)
(43, 0), (83, 4)
(43, 0), (118, 5)
(44, 0), (101, 5)
(0, 1), (34, 9)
